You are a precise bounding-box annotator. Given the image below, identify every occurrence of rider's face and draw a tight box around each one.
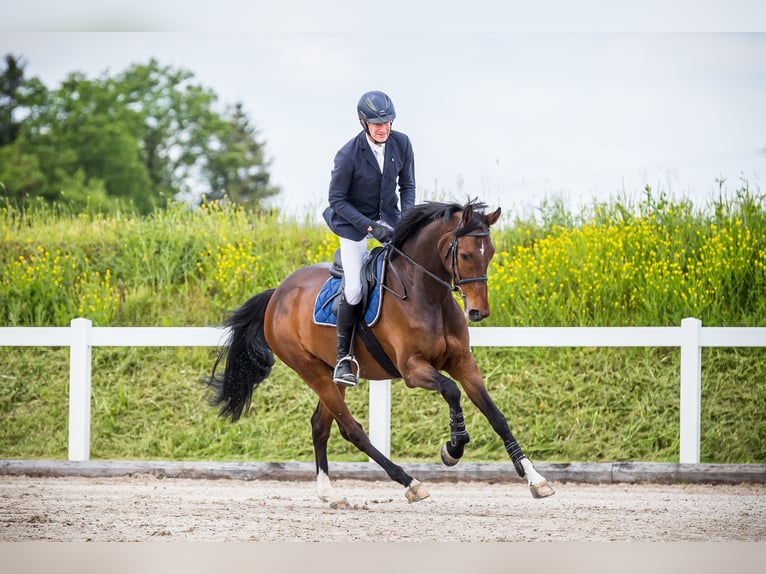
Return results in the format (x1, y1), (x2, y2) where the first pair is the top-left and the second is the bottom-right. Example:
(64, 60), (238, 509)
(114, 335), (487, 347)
(367, 121), (391, 144)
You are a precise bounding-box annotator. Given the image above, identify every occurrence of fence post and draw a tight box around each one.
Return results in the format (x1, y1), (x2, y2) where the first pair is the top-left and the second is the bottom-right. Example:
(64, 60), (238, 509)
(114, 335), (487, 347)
(68, 318), (92, 461)
(368, 379), (391, 459)
(679, 317), (702, 464)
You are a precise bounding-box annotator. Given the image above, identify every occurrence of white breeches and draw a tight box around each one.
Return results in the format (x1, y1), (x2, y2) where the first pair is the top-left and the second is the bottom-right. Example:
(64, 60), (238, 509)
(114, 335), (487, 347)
(338, 236), (369, 305)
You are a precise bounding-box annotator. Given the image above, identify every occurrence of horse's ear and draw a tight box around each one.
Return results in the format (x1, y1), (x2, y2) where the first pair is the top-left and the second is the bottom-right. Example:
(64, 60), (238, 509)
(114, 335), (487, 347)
(460, 203), (474, 226)
(486, 207), (501, 227)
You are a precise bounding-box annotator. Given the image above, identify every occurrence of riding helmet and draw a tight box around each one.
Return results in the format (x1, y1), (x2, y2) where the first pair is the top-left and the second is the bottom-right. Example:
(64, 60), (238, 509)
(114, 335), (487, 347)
(357, 90), (396, 124)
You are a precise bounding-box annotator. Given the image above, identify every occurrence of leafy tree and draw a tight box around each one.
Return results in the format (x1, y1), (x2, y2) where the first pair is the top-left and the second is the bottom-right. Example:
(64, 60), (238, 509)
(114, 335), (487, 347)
(0, 56), (280, 213)
(27, 71), (154, 209)
(0, 54), (25, 147)
(203, 102), (279, 209)
(0, 55), (51, 204)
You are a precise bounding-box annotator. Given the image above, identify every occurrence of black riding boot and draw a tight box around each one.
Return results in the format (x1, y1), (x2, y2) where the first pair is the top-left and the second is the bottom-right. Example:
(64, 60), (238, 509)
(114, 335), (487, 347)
(333, 296), (361, 386)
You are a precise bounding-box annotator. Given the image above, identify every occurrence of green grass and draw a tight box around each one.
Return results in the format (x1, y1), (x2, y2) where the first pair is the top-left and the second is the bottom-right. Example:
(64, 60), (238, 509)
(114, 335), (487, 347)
(1, 346), (763, 464)
(1, 187), (765, 464)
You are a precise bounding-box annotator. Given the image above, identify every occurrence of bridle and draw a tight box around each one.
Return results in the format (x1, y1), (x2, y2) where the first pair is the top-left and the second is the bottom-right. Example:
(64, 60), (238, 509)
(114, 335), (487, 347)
(443, 229), (491, 288)
(383, 226), (491, 300)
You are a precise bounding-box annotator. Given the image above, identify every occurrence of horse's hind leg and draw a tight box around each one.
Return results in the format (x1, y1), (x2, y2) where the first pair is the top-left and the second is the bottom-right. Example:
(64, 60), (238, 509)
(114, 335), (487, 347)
(310, 399), (350, 509)
(300, 363), (429, 505)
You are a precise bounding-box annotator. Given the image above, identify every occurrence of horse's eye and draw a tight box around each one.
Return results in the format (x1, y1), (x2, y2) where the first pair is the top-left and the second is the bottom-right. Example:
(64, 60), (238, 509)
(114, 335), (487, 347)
(460, 253), (469, 261)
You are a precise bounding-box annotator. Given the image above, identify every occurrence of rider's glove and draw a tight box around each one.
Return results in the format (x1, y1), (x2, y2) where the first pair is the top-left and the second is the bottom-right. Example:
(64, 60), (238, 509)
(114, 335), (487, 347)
(370, 222), (393, 243)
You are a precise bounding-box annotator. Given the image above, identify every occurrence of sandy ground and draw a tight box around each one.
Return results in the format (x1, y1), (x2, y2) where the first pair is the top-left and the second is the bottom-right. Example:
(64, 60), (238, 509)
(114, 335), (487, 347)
(1, 474), (765, 542)
(0, 475), (766, 542)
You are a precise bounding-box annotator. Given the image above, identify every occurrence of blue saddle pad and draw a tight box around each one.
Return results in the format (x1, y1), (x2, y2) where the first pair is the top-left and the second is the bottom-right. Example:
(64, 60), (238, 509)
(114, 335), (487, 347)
(313, 252), (385, 327)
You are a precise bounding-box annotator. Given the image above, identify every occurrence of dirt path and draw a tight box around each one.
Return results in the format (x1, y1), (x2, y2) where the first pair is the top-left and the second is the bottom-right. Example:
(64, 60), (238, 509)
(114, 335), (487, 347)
(1, 475), (764, 542)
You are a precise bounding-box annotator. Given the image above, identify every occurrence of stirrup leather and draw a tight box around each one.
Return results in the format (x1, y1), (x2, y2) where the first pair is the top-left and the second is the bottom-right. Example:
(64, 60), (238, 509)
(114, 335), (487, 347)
(333, 355), (360, 386)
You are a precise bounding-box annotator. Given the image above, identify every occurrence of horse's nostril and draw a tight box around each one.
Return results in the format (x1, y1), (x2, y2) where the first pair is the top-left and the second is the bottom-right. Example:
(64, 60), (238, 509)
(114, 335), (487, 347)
(468, 309), (484, 322)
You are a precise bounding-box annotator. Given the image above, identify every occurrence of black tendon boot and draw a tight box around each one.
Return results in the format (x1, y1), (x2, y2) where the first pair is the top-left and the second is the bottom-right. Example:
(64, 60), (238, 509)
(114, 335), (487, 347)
(333, 296), (361, 386)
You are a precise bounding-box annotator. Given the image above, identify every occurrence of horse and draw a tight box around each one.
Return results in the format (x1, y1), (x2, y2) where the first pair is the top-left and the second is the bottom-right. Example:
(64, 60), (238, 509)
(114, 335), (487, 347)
(205, 199), (554, 507)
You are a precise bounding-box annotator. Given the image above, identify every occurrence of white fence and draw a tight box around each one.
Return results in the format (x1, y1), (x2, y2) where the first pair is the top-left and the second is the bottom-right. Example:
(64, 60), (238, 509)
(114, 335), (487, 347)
(1, 317), (764, 465)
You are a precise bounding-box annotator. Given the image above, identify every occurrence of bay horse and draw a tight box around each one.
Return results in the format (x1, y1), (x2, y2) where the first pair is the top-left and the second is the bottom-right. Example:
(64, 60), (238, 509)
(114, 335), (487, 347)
(206, 199), (554, 507)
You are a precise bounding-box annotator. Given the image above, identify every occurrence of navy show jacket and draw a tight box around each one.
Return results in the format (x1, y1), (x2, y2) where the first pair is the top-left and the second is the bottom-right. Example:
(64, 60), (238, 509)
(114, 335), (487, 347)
(323, 130), (416, 240)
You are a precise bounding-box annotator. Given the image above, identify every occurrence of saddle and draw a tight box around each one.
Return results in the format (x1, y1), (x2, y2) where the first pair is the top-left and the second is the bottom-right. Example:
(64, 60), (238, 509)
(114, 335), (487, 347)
(314, 246), (387, 326)
(313, 246), (401, 378)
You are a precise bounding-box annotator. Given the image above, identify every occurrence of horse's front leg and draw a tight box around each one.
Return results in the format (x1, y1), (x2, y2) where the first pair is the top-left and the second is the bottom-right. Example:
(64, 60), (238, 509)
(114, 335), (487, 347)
(435, 373), (471, 466)
(447, 359), (555, 499)
(402, 361), (471, 466)
(474, 385), (555, 498)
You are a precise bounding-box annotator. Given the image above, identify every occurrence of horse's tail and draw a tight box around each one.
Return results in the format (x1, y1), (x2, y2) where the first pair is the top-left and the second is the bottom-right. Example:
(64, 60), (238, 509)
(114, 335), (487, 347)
(205, 289), (277, 422)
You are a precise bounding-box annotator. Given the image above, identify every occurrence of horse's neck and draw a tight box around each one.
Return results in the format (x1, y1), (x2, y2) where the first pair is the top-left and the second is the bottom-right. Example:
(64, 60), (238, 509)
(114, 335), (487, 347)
(390, 233), (455, 305)
(412, 226), (451, 271)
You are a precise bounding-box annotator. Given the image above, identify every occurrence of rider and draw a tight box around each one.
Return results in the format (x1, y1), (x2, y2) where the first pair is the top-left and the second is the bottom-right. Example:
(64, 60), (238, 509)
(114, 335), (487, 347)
(322, 90), (416, 386)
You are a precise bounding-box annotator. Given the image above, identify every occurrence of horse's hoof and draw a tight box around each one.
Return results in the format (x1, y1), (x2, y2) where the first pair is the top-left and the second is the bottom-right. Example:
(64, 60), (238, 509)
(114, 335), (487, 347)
(529, 480), (555, 499)
(329, 497), (351, 509)
(440, 442), (460, 467)
(405, 479), (430, 503)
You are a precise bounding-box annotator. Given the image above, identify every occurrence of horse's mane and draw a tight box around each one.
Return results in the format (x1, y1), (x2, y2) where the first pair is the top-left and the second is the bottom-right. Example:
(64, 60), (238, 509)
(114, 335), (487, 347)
(392, 198), (489, 247)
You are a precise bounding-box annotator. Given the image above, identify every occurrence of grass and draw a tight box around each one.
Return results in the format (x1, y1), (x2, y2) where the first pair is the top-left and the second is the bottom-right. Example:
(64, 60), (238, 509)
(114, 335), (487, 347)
(1, 346), (763, 464)
(1, 186), (765, 464)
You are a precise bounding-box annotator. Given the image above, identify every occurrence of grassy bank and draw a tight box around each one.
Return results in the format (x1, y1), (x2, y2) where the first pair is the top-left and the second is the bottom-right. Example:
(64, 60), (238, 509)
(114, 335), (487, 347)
(1, 346), (763, 464)
(1, 188), (765, 463)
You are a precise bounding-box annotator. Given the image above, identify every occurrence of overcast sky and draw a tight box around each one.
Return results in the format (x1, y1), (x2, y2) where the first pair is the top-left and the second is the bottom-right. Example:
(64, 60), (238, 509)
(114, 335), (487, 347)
(2, 2), (765, 220)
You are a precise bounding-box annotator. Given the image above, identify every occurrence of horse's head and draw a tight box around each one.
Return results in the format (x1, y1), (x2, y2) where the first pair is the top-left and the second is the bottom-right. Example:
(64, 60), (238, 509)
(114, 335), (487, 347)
(439, 201), (501, 322)
(391, 199), (501, 322)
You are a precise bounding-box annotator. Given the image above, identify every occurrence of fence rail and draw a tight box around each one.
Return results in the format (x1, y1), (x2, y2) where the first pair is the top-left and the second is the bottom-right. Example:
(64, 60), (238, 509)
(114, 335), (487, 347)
(2, 317), (764, 465)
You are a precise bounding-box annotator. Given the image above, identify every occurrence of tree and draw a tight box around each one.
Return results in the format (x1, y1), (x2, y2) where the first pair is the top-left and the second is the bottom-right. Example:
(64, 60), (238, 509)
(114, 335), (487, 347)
(0, 55), (53, 204)
(0, 56), (280, 213)
(30, 72), (154, 209)
(203, 102), (280, 209)
(107, 60), (280, 210)
(0, 54), (25, 147)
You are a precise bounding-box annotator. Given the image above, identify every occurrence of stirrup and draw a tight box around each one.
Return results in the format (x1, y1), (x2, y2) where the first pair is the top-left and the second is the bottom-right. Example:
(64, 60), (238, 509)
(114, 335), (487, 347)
(333, 355), (360, 387)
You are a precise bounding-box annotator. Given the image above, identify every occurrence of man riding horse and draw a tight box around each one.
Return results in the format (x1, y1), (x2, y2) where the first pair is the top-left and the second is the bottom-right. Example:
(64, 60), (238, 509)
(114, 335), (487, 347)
(205, 91), (555, 506)
(322, 90), (416, 387)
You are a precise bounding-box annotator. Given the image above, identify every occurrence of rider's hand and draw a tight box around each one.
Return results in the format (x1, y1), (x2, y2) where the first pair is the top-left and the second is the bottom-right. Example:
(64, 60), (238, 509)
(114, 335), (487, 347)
(370, 222), (393, 243)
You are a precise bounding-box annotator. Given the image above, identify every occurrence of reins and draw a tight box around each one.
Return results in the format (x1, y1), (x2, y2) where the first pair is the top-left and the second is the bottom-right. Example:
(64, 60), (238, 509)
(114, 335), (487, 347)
(385, 244), (452, 298)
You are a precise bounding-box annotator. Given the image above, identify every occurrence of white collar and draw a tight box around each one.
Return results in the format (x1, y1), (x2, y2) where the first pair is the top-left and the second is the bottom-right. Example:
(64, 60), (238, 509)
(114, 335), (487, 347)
(366, 135), (385, 154)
